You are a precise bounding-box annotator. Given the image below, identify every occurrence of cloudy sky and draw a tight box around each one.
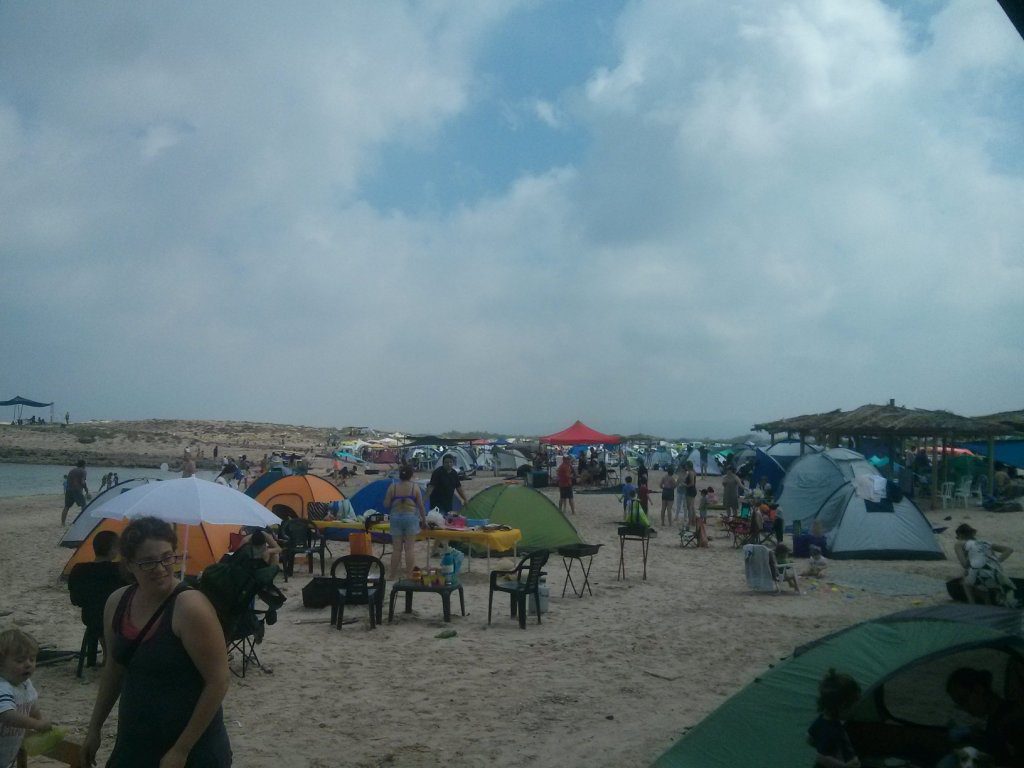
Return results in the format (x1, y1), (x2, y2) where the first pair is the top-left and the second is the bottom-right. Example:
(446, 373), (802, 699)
(2, 1), (1021, 438)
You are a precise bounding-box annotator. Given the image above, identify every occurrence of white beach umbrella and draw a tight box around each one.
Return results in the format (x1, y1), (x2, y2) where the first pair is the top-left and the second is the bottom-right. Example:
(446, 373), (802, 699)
(90, 477), (279, 575)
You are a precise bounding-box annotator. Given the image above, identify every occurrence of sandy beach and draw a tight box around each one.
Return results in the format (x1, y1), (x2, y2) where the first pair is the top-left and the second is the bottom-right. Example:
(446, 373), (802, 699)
(2, 424), (1022, 767)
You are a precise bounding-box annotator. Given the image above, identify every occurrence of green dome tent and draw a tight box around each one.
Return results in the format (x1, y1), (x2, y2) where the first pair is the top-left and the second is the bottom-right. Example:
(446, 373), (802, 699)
(463, 484), (582, 552)
(654, 605), (1024, 767)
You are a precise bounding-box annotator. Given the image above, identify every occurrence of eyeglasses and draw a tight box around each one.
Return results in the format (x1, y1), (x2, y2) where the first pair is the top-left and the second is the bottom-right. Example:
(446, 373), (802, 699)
(133, 553), (183, 572)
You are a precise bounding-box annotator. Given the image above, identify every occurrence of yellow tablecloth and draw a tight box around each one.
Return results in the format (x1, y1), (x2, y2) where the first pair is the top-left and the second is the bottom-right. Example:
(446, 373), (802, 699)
(312, 520), (521, 552)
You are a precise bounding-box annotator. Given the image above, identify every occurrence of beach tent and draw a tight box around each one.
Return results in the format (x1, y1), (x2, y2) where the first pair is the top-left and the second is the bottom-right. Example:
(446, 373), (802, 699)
(476, 448), (530, 474)
(814, 481), (943, 560)
(1, 395), (54, 423)
(61, 519), (235, 580)
(748, 448), (786, 497)
(433, 446), (476, 478)
(777, 448), (877, 526)
(61, 477), (160, 549)
(777, 448), (941, 560)
(648, 448), (675, 469)
(347, 478), (440, 516)
(765, 438), (821, 469)
(462, 484), (583, 552)
(245, 473), (343, 519)
(539, 420), (621, 445)
(654, 605), (1024, 767)
(684, 448), (722, 475)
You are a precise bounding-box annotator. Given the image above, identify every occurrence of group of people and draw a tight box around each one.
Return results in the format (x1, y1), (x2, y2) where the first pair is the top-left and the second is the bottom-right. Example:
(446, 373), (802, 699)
(810, 663), (1024, 767)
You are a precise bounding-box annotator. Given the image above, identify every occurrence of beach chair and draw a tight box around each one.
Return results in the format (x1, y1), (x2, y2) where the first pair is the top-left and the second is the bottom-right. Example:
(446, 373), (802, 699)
(279, 517), (325, 579)
(330, 554), (386, 630)
(938, 481), (954, 509)
(488, 550), (550, 629)
(953, 477), (973, 509)
(200, 552), (286, 678)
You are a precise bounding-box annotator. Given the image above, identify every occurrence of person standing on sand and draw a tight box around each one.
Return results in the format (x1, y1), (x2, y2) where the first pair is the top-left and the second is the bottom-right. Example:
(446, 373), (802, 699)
(64, 411), (70, 425)
(659, 467), (677, 527)
(556, 455), (577, 515)
(61, 459), (90, 526)
(722, 465), (742, 518)
(180, 450), (196, 479)
(427, 454), (467, 513)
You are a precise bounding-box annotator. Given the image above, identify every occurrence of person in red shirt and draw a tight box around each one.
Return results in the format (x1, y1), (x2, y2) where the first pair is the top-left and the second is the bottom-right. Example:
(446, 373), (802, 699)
(556, 455), (577, 515)
(638, 480), (652, 517)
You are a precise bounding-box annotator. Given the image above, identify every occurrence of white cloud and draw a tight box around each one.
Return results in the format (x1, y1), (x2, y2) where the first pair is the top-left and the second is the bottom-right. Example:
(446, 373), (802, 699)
(1, 0), (1021, 435)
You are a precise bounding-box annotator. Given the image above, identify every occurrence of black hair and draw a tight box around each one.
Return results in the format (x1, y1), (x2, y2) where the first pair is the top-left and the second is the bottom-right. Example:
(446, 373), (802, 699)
(251, 530), (267, 547)
(399, 465), (414, 481)
(955, 523), (977, 540)
(92, 530), (119, 558)
(817, 668), (861, 718)
(625, 476), (633, 483)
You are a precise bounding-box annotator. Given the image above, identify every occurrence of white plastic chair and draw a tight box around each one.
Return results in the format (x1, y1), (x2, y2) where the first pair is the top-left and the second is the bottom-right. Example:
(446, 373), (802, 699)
(954, 477), (973, 508)
(972, 476), (988, 505)
(938, 482), (955, 508)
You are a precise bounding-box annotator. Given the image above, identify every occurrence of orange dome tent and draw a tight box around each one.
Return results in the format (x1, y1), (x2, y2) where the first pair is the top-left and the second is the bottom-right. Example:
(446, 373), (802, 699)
(61, 519), (236, 580)
(246, 473), (344, 519)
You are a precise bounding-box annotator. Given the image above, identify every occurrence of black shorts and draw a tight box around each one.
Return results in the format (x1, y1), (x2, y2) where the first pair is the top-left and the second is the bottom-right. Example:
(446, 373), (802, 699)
(65, 488), (86, 509)
(662, 489), (674, 501)
(559, 486), (573, 500)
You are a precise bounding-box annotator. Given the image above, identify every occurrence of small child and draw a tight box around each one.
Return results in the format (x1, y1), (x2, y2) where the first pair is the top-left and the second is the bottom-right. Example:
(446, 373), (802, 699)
(774, 544), (801, 592)
(638, 480), (652, 517)
(705, 487), (718, 506)
(807, 668), (861, 767)
(698, 488), (709, 522)
(803, 545), (828, 578)
(0, 628), (51, 768)
(621, 476), (637, 518)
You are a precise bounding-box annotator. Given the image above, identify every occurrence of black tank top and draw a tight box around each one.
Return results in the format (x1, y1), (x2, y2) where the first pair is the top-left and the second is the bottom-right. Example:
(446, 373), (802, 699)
(107, 586), (231, 767)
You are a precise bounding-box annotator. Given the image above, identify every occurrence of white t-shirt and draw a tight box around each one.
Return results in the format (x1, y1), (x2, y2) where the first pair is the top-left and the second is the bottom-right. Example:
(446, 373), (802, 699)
(0, 677), (37, 768)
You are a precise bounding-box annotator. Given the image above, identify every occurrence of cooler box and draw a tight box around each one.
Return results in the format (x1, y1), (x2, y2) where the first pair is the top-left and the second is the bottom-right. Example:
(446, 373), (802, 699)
(531, 471), (548, 488)
(792, 533), (827, 558)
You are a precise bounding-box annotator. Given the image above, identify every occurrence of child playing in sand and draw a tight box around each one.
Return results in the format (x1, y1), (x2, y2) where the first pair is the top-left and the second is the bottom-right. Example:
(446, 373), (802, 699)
(807, 668), (861, 768)
(803, 544), (828, 578)
(0, 628), (52, 768)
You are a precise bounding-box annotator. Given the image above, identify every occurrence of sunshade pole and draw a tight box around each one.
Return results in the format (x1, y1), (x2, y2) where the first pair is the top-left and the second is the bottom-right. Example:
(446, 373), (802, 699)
(180, 524), (190, 582)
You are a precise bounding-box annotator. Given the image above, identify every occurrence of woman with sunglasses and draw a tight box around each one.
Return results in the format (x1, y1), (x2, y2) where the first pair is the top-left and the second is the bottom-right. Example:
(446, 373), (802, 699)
(82, 517), (231, 767)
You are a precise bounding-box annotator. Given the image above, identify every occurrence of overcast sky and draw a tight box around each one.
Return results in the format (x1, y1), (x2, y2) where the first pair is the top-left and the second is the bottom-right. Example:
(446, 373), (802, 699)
(2, 1), (1021, 438)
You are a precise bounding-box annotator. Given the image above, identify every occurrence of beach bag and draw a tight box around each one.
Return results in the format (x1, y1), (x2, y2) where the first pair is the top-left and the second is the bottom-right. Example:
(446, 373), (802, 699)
(349, 532), (372, 556)
(302, 576), (333, 609)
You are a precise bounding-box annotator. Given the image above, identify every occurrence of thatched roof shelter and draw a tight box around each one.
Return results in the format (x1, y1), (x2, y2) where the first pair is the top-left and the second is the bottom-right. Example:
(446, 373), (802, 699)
(753, 401), (1009, 508)
(975, 410), (1024, 435)
(754, 403), (1003, 440)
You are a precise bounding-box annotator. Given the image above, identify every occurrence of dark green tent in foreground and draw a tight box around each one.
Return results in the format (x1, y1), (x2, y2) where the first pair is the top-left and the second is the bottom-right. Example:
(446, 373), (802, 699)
(654, 605), (1024, 767)
(463, 484), (582, 552)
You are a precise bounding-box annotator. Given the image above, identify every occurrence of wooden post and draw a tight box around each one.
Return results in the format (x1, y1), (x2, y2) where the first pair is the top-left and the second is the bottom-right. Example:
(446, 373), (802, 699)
(930, 437), (940, 510)
(988, 437), (996, 497)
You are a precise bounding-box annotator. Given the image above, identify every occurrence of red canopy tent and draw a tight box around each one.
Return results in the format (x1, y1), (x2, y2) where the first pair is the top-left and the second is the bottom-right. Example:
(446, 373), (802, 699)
(539, 420), (621, 445)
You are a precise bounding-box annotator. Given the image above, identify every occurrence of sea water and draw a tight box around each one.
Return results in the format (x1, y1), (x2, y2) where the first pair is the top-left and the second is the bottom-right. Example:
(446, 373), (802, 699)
(0, 463), (217, 498)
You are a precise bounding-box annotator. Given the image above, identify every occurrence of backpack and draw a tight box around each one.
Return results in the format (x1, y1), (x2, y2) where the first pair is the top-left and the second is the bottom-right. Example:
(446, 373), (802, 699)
(198, 553), (285, 636)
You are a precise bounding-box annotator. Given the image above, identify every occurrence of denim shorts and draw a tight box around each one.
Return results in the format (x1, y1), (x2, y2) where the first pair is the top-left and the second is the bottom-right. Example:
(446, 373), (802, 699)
(390, 511), (420, 538)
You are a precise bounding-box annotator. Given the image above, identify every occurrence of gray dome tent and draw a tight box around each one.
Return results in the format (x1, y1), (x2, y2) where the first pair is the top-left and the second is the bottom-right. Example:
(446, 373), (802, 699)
(778, 448), (942, 560)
